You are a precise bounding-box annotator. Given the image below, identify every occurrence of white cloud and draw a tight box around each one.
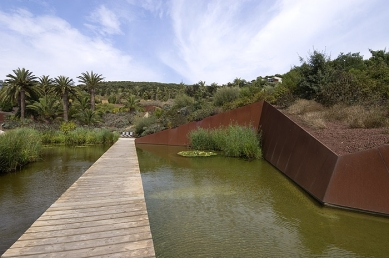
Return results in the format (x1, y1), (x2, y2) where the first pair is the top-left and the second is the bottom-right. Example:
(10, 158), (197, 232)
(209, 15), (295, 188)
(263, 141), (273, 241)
(86, 5), (122, 36)
(0, 9), (160, 82)
(127, 0), (167, 17)
(161, 0), (387, 84)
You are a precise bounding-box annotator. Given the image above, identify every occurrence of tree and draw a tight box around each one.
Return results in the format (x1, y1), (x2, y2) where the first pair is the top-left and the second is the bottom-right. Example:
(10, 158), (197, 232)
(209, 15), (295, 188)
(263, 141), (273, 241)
(53, 76), (76, 122)
(125, 94), (141, 113)
(76, 109), (100, 125)
(77, 71), (104, 111)
(27, 95), (61, 123)
(295, 50), (334, 99)
(4, 68), (37, 119)
(37, 75), (54, 97)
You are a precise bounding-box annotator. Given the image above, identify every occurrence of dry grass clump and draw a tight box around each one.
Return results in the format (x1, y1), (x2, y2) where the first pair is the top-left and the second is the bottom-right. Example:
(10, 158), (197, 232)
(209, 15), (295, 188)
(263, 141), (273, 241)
(286, 99), (326, 129)
(301, 112), (327, 129)
(325, 104), (387, 129)
(287, 99), (325, 115)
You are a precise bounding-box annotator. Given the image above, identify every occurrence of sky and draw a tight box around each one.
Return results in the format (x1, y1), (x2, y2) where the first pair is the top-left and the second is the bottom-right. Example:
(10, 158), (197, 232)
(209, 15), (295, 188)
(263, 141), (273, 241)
(0, 0), (388, 85)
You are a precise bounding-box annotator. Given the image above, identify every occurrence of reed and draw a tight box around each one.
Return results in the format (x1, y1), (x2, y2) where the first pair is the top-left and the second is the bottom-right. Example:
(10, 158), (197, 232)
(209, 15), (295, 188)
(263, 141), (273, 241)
(40, 128), (119, 145)
(189, 125), (262, 159)
(0, 128), (42, 173)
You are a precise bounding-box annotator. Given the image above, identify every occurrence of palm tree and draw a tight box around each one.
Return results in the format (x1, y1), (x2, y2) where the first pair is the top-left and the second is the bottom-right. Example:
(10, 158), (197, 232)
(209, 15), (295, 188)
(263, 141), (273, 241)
(37, 75), (54, 97)
(53, 76), (76, 122)
(27, 95), (61, 123)
(77, 71), (104, 111)
(125, 94), (141, 113)
(4, 68), (37, 119)
(76, 109), (101, 126)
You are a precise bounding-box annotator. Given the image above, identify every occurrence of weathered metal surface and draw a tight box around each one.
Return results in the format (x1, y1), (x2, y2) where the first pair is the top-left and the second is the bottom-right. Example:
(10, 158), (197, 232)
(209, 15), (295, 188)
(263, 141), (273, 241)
(260, 102), (337, 201)
(135, 101), (263, 146)
(135, 100), (389, 216)
(324, 147), (389, 214)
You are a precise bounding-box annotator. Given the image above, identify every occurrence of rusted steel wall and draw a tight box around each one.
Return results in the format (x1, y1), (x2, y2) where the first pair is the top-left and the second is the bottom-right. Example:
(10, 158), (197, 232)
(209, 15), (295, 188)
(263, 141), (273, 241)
(0, 113), (4, 124)
(324, 146), (389, 215)
(135, 101), (263, 146)
(135, 100), (389, 216)
(259, 102), (338, 202)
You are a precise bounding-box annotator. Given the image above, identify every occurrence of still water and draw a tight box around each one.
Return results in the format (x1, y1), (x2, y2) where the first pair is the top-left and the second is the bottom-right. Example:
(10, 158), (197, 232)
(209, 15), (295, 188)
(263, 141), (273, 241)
(137, 144), (389, 258)
(0, 145), (109, 255)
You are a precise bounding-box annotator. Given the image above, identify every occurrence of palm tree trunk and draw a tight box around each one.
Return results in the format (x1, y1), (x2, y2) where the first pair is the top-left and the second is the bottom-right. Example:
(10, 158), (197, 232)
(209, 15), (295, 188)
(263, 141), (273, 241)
(62, 91), (69, 122)
(20, 90), (26, 119)
(90, 89), (95, 111)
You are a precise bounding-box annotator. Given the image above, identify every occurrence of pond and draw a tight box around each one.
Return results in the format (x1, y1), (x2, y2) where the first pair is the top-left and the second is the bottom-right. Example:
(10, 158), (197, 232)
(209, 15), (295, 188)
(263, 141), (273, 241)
(0, 145), (110, 255)
(137, 144), (389, 258)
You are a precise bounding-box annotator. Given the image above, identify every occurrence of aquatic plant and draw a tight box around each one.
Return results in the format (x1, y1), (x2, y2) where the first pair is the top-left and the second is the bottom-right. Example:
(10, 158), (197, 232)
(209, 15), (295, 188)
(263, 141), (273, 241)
(177, 150), (217, 157)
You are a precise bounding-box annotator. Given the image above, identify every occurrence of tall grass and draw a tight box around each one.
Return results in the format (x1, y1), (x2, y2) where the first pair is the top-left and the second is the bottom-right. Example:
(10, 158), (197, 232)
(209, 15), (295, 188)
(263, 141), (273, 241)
(0, 128), (42, 173)
(189, 125), (262, 159)
(41, 128), (119, 145)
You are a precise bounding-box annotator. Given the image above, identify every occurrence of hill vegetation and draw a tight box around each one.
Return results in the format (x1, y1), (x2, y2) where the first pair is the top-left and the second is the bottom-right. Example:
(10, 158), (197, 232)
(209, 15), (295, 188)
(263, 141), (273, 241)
(1, 48), (389, 137)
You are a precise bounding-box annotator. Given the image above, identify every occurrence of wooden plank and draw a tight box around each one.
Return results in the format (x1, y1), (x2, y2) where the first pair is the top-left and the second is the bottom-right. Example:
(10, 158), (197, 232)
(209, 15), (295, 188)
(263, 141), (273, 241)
(2, 138), (155, 258)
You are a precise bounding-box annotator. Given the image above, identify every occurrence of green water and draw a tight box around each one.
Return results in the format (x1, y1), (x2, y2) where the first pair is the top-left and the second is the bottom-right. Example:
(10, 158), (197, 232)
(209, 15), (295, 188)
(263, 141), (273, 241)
(0, 145), (109, 255)
(137, 144), (389, 258)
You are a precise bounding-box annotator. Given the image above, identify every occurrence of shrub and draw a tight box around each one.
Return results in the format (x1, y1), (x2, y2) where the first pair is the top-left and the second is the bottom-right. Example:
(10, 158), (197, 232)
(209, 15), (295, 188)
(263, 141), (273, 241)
(173, 94), (195, 108)
(60, 121), (76, 134)
(134, 116), (157, 136)
(213, 87), (240, 107)
(0, 128), (42, 173)
(189, 104), (218, 121)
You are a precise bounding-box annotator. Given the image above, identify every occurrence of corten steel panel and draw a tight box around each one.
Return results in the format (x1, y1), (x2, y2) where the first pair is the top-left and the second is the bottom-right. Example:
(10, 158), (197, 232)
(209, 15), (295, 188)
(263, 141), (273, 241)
(311, 152), (338, 200)
(167, 127), (179, 145)
(259, 103), (338, 201)
(136, 101), (264, 146)
(324, 148), (389, 215)
(154, 129), (170, 145)
(249, 101), (263, 129)
(200, 116), (212, 129)
(377, 145), (389, 166)
(276, 122), (300, 172)
(260, 103), (283, 162)
(268, 109), (291, 165)
(294, 135), (337, 200)
(178, 122), (193, 145)
(0, 113), (4, 123)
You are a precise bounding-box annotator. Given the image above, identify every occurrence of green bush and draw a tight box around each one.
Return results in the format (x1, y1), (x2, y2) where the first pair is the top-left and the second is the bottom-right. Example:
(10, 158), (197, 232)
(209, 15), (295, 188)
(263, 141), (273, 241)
(213, 87), (240, 107)
(189, 125), (262, 159)
(134, 116), (157, 136)
(60, 121), (76, 134)
(173, 94), (195, 108)
(189, 104), (218, 121)
(0, 128), (42, 173)
(0, 99), (14, 112)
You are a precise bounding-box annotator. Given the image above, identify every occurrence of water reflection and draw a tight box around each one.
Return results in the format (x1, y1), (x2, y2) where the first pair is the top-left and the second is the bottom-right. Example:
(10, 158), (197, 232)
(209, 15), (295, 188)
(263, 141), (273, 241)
(0, 145), (109, 255)
(137, 144), (389, 258)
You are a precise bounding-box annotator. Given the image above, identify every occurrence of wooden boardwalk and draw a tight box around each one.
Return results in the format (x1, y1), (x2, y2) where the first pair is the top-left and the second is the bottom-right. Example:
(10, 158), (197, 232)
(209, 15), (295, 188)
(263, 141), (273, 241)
(2, 138), (155, 258)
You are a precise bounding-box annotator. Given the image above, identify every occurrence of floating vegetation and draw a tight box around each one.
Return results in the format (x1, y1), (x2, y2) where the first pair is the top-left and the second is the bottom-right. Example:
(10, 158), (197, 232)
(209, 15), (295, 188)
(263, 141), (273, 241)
(177, 150), (217, 157)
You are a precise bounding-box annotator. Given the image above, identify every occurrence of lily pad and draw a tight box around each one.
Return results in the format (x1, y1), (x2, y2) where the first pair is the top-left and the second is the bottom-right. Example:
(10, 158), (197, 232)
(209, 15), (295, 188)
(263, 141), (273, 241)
(177, 150), (217, 157)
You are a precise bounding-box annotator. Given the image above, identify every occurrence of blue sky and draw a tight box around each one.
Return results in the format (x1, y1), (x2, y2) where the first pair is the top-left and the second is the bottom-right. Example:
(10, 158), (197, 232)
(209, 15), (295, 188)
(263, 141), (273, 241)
(0, 0), (388, 84)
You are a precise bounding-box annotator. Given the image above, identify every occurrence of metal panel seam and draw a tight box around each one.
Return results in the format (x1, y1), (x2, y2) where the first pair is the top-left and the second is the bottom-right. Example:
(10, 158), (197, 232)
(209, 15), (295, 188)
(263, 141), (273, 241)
(322, 155), (341, 203)
(377, 147), (389, 176)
